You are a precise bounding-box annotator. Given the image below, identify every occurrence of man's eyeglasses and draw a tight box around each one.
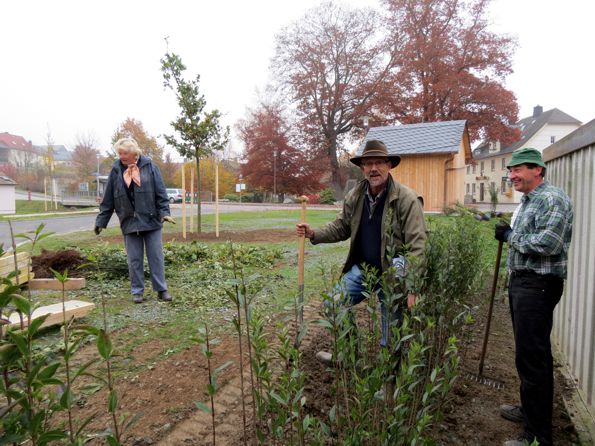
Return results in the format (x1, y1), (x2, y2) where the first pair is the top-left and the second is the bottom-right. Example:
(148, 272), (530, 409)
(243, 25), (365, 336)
(361, 159), (390, 168)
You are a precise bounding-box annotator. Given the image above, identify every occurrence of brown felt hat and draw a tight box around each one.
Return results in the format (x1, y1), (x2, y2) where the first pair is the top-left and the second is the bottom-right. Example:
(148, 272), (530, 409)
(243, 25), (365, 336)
(350, 139), (400, 168)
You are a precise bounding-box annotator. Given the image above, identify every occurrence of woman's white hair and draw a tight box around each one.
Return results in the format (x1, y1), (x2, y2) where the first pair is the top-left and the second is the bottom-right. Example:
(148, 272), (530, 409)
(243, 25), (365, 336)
(114, 138), (142, 157)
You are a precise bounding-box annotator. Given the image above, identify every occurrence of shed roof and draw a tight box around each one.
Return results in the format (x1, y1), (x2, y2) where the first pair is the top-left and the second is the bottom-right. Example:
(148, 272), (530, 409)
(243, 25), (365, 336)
(357, 120), (469, 157)
(0, 175), (17, 186)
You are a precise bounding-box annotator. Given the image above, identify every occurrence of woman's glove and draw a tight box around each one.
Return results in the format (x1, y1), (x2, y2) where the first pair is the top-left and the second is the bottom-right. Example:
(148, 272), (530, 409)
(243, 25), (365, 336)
(162, 216), (176, 224)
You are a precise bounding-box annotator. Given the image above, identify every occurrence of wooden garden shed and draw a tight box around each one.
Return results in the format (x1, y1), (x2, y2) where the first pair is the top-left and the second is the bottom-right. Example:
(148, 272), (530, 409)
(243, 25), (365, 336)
(358, 121), (472, 212)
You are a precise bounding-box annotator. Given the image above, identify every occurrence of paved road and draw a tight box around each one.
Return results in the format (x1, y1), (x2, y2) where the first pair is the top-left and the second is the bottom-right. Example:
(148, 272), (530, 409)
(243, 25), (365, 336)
(0, 202), (338, 250)
(15, 190), (46, 201)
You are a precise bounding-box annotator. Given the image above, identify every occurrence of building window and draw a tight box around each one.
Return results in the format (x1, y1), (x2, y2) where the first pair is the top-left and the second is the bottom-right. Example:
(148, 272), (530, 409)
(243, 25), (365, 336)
(551, 136), (556, 144)
(472, 164), (476, 174)
(501, 178), (507, 194)
(491, 159), (495, 172)
(472, 183), (476, 194)
(466, 183), (470, 194)
(502, 157), (506, 169)
(480, 161), (485, 174)
(466, 165), (470, 175)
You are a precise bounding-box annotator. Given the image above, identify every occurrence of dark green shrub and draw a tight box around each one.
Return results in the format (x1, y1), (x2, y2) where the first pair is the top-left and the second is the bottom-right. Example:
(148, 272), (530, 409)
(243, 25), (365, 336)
(319, 188), (336, 204)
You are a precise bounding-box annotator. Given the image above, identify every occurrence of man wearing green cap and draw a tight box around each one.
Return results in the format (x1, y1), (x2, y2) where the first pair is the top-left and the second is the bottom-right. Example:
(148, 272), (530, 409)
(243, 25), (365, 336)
(495, 147), (573, 446)
(296, 139), (427, 365)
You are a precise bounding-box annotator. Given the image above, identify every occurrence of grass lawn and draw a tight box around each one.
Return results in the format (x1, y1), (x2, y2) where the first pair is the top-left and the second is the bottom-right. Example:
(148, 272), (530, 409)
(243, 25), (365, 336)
(19, 209), (348, 356)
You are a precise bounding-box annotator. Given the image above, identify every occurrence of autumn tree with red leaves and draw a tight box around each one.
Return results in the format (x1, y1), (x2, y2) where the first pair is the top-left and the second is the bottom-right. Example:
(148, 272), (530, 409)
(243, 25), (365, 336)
(237, 103), (322, 197)
(272, 2), (393, 197)
(71, 133), (99, 184)
(112, 117), (164, 164)
(380, 0), (520, 144)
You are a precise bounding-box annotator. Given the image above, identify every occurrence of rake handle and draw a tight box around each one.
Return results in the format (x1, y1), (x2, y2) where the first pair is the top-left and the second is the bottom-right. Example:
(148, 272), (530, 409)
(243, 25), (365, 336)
(478, 240), (503, 376)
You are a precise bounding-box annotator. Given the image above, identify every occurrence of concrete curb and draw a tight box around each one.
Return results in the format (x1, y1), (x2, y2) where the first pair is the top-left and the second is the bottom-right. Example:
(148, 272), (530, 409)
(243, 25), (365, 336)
(2, 209), (99, 219)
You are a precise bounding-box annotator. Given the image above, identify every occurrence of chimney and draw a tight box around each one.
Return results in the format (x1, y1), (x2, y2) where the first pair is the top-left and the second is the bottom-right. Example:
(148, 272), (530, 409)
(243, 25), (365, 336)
(533, 105), (543, 117)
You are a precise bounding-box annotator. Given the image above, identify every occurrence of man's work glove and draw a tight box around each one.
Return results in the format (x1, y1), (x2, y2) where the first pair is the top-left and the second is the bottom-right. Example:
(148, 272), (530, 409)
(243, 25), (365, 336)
(94, 226), (102, 235)
(162, 216), (176, 224)
(495, 221), (512, 242)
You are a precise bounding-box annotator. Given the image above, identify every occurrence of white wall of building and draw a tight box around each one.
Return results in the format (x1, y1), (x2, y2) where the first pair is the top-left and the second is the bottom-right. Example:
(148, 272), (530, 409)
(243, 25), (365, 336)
(0, 185), (16, 214)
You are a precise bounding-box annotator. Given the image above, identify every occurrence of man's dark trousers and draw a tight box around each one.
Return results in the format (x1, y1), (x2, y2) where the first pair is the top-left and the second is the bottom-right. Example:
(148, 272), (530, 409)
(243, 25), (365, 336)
(509, 271), (564, 446)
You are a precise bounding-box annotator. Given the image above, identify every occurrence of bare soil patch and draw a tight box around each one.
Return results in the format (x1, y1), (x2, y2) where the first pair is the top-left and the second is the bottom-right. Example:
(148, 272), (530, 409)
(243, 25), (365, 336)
(31, 249), (86, 278)
(67, 294), (578, 445)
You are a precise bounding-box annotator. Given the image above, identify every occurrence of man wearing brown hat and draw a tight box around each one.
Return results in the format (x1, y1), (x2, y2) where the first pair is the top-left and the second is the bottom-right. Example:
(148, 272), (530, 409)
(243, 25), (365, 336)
(296, 139), (427, 362)
(495, 147), (573, 446)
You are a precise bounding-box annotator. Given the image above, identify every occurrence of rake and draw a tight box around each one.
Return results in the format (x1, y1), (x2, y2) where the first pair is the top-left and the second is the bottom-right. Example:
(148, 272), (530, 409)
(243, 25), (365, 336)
(466, 240), (505, 389)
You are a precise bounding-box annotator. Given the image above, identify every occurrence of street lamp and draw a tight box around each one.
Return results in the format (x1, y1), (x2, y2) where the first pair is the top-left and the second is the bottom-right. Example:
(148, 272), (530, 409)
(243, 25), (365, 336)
(362, 116), (369, 133)
(239, 174), (243, 203)
(273, 149), (277, 202)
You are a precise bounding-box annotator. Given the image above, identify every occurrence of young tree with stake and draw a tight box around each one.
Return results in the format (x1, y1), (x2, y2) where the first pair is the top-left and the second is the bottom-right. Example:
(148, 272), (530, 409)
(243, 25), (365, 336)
(161, 48), (229, 233)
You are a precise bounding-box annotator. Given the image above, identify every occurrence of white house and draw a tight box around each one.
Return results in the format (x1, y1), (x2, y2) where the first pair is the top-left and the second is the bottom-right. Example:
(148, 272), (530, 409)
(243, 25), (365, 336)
(0, 175), (17, 214)
(465, 106), (581, 204)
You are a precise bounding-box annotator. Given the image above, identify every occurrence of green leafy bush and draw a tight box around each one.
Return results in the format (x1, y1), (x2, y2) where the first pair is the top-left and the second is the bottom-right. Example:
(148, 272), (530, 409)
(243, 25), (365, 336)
(319, 188), (336, 204)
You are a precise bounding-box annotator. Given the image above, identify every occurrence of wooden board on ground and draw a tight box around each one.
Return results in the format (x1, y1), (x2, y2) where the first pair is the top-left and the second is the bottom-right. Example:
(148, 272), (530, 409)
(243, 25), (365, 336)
(0, 272), (34, 291)
(8, 300), (95, 329)
(0, 252), (30, 276)
(0, 251), (29, 269)
(28, 278), (86, 290)
(0, 251), (33, 290)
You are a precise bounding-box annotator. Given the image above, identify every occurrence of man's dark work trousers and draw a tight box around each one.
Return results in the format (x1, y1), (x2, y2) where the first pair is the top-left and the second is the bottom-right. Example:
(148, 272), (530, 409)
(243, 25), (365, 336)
(509, 271), (564, 446)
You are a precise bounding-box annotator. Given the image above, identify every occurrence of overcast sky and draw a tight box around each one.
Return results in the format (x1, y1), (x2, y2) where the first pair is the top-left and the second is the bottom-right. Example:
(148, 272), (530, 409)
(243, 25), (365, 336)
(1, 0), (594, 159)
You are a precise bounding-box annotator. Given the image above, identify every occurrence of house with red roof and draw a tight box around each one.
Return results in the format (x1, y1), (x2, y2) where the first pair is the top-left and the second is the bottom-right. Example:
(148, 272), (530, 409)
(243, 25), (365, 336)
(0, 132), (42, 170)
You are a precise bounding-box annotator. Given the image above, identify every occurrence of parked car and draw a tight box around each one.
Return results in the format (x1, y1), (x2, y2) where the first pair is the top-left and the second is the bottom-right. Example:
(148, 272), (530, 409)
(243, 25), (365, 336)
(166, 188), (183, 203)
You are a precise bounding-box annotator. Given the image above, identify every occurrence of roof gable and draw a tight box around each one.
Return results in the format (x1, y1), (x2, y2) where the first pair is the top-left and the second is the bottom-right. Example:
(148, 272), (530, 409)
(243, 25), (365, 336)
(358, 120), (470, 158)
(474, 108), (581, 159)
(34, 144), (72, 161)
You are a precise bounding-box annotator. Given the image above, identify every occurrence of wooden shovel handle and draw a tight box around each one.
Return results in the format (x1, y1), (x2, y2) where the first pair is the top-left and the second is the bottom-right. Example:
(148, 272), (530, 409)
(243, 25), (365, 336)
(297, 196), (308, 287)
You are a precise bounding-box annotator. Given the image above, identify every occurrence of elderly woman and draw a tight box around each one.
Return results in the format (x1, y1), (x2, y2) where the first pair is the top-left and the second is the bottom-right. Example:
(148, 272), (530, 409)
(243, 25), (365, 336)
(94, 138), (175, 303)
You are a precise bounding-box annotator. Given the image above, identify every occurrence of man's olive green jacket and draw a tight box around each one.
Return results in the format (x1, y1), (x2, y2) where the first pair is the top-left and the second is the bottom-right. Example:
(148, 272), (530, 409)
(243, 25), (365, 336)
(311, 176), (427, 274)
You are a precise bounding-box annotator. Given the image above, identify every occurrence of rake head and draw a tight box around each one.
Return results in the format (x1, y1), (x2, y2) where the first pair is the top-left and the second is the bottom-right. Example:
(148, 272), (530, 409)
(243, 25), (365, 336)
(464, 371), (505, 390)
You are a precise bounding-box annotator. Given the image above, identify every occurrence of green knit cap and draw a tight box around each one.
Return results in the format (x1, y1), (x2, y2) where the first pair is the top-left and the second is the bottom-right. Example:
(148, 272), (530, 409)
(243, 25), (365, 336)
(507, 147), (546, 168)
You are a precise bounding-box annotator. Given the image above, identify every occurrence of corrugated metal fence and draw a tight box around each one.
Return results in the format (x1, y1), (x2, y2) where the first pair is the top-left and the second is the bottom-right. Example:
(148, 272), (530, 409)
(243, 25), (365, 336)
(543, 119), (595, 414)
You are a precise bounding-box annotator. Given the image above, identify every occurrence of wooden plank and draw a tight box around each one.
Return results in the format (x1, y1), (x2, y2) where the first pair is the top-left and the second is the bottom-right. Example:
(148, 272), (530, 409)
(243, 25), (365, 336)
(28, 278), (86, 290)
(0, 260), (30, 277)
(0, 271), (34, 291)
(8, 300), (95, 329)
(0, 252), (29, 269)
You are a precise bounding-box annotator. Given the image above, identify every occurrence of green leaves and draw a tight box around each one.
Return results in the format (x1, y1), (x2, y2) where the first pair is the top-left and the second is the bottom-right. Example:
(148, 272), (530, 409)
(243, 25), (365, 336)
(160, 49), (229, 161)
(97, 329), (113, 360)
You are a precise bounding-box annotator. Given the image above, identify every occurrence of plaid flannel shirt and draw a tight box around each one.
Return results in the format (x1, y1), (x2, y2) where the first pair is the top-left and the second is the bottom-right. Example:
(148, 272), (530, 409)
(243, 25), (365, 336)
(508, 181), (573, 278)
